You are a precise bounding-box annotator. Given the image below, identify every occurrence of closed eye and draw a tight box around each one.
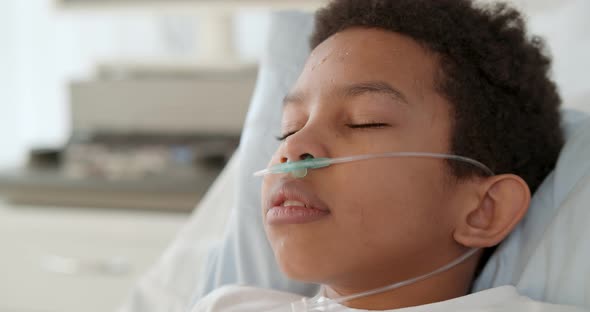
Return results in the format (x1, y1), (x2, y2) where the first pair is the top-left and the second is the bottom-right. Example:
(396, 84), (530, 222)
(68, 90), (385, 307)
(347, 123), (391, 129)
(277, 123), (390, 141)
(276, 131), (298, 141)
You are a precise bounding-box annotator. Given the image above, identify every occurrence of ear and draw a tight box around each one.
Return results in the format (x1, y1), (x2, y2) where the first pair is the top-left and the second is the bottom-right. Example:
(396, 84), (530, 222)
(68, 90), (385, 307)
(453, 174), (531, 248)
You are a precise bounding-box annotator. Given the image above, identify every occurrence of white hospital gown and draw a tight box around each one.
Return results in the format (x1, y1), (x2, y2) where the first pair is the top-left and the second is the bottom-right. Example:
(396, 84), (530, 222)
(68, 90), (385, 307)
(191, 285), (588, 312)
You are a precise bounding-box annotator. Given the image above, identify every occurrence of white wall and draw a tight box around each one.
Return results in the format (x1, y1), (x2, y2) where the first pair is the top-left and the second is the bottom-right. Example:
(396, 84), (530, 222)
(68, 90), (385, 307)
(0, 1), (20, 167)
(526, 0), (590, 104)
(0, 0), (269, 168)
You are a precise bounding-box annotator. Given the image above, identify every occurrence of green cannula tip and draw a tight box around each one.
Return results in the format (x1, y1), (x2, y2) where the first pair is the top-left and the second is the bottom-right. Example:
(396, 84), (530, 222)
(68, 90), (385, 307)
(270, 157), (331, 174)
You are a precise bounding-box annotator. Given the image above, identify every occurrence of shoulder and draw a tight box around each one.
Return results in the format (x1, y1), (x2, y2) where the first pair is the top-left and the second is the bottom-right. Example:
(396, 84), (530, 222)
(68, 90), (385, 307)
(190, 284), (305, 312)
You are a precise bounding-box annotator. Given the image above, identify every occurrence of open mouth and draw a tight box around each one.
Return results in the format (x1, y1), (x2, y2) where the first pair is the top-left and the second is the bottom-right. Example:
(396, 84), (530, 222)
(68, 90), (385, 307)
(267, 180), (331, 225)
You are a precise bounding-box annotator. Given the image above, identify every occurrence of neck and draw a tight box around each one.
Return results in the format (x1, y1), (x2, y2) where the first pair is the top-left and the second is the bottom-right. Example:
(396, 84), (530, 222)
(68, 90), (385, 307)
(324, 249), (482, 310)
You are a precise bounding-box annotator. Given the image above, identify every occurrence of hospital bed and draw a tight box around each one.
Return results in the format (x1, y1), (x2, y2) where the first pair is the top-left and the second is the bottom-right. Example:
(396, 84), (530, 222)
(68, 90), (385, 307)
(119, 9), (590, 312)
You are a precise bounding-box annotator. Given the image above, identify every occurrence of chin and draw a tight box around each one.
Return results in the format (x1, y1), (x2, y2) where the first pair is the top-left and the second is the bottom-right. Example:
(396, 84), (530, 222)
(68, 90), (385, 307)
(277, 257), (322, 283)
(271, 243), (337, 284)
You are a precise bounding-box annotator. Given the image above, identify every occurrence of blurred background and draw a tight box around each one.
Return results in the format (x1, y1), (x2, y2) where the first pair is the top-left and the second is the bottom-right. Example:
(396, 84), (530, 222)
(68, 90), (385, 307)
(0, 0), (588, 311)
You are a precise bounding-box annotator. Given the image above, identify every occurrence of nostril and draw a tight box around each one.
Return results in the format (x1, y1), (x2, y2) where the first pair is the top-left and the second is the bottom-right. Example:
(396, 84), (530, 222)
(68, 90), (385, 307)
(300, 153), (314, 160)
(281, 154), (313, 163)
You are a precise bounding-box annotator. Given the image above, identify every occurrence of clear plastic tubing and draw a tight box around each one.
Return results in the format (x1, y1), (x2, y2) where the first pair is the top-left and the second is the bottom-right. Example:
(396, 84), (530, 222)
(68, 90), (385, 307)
(261, 248), (481, 312)
(254, 152), (494, 178)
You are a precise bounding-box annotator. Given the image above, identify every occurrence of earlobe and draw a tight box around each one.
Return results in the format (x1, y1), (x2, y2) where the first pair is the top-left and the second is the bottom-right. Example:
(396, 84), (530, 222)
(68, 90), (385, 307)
(454, 174), (531, 248)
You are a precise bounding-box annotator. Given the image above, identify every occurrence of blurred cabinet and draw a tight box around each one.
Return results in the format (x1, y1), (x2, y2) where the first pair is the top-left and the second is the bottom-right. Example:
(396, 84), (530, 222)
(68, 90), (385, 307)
(0, 68), (254, 211)
(70, 67), (257, 135)
(0, 201), (188, 312)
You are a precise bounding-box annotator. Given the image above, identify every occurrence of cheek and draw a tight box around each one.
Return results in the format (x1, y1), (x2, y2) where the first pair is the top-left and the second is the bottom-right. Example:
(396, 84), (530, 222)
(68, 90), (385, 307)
(330, 161), (454, 252)
(261, 151), (284, 208)
(261, 174), (277, 220)
(259, 159), (458, 283)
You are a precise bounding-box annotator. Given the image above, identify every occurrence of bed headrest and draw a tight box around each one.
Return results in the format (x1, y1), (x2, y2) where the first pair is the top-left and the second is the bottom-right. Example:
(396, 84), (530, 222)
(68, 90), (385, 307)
(474, 110), (590, 308)
(197, 11), (590, 309)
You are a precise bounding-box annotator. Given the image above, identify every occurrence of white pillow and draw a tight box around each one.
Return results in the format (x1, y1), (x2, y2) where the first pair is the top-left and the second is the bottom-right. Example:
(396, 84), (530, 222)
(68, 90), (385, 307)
(473, 110), (590, 308)
(192, 11), (320, 300)
(119, 12), (318, 312)
(118, 154), (238, 312)
(119, 12), (319, 312)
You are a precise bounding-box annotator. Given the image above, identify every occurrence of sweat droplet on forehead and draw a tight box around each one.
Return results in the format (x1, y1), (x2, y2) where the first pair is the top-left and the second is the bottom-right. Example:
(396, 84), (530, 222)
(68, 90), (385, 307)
(311, 50), (334, 72)
(336, 48), (351, 61)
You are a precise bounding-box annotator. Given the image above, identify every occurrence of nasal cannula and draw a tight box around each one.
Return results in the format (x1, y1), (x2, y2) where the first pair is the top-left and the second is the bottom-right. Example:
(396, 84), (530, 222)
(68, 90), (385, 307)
(253, 152), (493, 311)
(254, 152), (494, 178)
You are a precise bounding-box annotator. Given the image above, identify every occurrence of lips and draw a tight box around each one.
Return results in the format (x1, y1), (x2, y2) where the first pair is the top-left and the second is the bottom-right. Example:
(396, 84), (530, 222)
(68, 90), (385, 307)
(266, 179), (330, 225)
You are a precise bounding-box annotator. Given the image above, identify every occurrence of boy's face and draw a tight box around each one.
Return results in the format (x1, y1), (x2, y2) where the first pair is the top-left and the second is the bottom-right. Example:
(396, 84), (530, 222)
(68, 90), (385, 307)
(261, 28), (471, 290)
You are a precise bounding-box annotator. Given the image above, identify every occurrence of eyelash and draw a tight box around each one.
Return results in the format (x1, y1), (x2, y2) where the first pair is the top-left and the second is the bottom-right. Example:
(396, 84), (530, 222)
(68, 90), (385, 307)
(275, 123), (390, 141)
(347, 123), (390, 129)
(275, 132), (296, 141)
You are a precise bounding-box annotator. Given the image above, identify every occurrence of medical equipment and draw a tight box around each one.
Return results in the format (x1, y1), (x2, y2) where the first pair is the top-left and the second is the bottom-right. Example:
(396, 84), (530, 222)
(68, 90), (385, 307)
(254, 152), (494, 178)
(254, 152), (492, 311)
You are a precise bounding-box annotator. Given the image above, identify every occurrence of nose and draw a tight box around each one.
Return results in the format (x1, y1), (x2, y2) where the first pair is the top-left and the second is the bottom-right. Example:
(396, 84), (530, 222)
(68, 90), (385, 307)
(278, 126), (329, 164)
(280, 153), (314, 164)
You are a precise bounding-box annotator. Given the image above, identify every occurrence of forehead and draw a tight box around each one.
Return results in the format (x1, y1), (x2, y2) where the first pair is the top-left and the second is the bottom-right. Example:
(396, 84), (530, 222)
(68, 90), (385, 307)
(292, 27), (440, 104)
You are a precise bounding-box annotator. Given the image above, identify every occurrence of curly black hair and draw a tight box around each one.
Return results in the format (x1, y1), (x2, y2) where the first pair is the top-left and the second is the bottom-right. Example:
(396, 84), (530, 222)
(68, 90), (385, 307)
(310, 0), (564, 281)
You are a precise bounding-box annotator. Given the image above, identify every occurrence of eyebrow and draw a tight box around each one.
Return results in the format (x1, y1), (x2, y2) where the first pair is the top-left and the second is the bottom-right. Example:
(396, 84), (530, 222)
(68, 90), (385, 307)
(282, 81), (409, 107)
(282, 92), (305, 107)
(342, 81), (409, 105)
